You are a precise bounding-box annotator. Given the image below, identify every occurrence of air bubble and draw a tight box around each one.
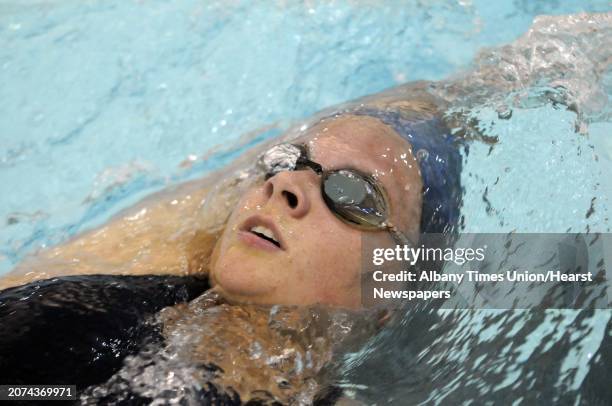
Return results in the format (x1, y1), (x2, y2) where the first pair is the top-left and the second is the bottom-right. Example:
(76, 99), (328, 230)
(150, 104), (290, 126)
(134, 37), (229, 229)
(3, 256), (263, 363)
(496, 105), (513, 120)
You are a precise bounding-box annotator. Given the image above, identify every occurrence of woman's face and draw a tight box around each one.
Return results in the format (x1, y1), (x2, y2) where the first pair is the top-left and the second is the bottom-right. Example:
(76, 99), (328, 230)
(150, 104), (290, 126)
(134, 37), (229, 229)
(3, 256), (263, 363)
(209, 115), (422, 308)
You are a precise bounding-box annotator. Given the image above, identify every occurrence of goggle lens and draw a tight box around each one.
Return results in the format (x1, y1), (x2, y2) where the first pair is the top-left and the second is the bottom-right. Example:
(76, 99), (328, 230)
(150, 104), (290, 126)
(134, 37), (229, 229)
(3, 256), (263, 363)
(323, 171), (368, 205)
(322, 170), (388, 230)
(258, 144), (304, 177)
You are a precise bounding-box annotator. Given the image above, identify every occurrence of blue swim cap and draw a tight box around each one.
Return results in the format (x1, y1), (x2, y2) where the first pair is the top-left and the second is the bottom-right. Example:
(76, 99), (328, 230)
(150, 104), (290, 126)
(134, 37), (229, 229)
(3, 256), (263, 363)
(351, 108), (463, 234)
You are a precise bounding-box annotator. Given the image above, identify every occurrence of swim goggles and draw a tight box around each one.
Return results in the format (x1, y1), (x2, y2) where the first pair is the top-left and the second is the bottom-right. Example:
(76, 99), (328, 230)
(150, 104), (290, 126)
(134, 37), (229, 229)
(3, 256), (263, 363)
(257, 143), (413, 247)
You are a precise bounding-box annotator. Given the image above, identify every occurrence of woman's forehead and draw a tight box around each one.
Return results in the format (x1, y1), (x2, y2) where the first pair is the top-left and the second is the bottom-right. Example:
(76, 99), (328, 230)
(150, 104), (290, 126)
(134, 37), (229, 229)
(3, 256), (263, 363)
(295, 115), (415, 175)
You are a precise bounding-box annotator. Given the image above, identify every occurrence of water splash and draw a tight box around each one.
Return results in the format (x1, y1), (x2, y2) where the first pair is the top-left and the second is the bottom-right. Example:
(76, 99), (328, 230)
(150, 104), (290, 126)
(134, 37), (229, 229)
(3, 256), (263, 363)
(437, 13), (612, 125)
(82, 290), (379, 404)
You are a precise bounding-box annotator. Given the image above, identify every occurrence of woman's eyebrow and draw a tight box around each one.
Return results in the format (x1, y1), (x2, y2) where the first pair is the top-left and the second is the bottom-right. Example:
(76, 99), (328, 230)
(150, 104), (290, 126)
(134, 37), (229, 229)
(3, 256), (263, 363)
(319, 157), (378, 177)
(308, 142), (382, 175)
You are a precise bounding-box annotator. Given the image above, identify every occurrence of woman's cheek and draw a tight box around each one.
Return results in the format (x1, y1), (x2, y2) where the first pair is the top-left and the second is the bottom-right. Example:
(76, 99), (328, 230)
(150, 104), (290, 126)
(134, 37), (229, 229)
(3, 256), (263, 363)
(213, 231), (289, 299)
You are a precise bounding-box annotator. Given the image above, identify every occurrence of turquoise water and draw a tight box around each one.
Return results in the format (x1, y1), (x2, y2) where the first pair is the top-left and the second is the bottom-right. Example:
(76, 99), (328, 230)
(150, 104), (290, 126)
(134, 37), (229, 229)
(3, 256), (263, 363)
(1, 0), (610, 274)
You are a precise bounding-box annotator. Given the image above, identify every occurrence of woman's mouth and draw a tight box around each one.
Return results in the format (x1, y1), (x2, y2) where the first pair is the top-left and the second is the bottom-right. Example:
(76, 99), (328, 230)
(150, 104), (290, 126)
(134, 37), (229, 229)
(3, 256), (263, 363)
(249, 225), (281, 247)
(238, 216), (285, 252)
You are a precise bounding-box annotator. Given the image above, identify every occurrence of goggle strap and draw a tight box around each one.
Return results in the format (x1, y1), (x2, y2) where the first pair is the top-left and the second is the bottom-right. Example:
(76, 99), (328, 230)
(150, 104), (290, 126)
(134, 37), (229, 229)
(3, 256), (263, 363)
(297, 156), (323, 174)
(385, 223), (415, 249)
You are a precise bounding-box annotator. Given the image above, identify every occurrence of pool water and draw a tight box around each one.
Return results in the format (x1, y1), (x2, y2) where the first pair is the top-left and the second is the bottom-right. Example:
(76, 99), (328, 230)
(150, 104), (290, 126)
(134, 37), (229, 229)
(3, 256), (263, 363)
(1, 1), (611, 404)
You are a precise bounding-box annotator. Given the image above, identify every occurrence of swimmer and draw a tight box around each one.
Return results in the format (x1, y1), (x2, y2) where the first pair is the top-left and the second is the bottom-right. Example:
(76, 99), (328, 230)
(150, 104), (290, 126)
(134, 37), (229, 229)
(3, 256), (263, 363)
(0, 82), (463, 306)
(0, 82), (463, 403)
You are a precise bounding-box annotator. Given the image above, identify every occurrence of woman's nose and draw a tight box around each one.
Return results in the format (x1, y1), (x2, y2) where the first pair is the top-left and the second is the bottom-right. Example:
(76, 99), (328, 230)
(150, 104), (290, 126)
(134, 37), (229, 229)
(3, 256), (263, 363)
(263, 171), (311, 218)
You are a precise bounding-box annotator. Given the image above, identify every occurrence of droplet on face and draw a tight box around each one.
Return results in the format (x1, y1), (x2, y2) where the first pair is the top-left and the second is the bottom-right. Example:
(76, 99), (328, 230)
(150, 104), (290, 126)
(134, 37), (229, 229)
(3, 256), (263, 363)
(416, 149), (429, 161)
